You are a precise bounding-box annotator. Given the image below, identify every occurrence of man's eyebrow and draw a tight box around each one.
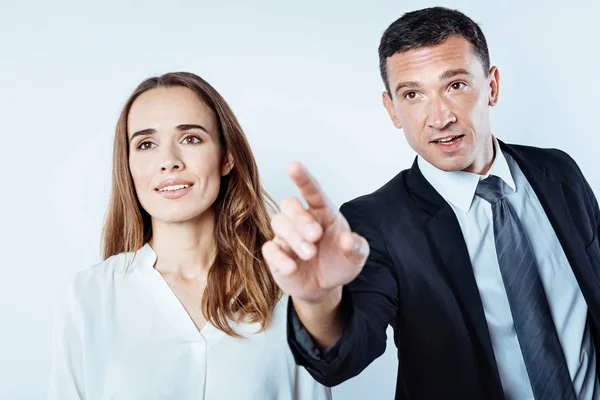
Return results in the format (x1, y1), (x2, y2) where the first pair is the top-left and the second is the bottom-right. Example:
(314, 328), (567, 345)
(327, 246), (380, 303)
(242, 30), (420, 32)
(393, 69), (474, 95)
(394, 80), (422, 94)
(439, 68), (473, 81)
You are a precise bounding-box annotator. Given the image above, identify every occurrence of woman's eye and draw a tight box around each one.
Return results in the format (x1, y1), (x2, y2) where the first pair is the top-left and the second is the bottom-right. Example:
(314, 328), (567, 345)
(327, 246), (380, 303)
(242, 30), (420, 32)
(182, 135), (202, 144)
(138, 141), (155, 150)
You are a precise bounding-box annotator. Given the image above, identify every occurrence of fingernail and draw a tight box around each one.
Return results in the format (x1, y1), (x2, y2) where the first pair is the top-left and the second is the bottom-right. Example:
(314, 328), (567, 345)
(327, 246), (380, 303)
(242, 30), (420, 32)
(304, 223), (320, 238)
(299, 241), (314, 258)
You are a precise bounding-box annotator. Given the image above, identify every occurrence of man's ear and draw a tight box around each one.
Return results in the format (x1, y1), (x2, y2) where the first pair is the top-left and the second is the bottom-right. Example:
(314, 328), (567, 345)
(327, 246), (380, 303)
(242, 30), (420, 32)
(382, 91), (402, 129)
(488, 66), (500, 106)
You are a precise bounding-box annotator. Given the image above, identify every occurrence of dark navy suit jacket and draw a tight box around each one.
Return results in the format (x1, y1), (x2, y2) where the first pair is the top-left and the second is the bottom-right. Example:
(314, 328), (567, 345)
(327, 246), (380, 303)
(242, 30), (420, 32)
(288, 142), (600, 399)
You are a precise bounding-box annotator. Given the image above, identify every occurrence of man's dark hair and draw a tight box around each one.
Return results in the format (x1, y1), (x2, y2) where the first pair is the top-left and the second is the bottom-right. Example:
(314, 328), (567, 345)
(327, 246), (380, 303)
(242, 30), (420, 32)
(379, 7), (490, 94)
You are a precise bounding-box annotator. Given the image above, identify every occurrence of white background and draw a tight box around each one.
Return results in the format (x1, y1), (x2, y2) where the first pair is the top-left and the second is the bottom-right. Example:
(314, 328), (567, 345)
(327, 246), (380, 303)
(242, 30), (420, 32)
(1, 0), (598, 398)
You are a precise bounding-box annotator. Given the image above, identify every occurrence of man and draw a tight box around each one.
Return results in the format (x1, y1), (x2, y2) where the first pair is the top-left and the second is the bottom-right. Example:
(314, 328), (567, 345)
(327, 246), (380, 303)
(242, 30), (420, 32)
(262, 6), (600, 400)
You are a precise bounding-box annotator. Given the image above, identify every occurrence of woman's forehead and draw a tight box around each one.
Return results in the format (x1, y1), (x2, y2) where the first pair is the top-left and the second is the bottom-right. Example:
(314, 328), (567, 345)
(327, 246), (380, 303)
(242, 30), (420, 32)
(128, 86), (217, 137)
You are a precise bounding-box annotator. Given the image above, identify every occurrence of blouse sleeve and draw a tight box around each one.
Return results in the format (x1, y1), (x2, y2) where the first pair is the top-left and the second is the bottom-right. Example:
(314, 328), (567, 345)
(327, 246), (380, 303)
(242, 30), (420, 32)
(47, 281), (85, 399)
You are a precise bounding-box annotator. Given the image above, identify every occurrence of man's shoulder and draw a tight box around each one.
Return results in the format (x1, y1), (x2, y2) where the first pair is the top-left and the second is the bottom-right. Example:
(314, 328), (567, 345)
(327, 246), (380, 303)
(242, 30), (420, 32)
(503, 142), (581, 178)
(340, 167), (415, 221)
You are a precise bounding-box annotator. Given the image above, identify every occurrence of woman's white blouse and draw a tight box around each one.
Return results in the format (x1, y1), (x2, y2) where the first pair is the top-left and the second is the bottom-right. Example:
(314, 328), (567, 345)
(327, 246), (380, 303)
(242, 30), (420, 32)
(48, 243), (331, 400)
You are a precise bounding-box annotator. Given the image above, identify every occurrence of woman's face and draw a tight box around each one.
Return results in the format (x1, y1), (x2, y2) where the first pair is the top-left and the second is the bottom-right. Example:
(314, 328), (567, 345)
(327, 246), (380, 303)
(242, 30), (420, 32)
(127, 86), (233, 224)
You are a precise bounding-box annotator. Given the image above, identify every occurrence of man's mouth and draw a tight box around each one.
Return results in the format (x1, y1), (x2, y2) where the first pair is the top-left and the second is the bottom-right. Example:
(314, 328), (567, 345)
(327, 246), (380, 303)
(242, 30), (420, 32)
(431, 135), (464, 144)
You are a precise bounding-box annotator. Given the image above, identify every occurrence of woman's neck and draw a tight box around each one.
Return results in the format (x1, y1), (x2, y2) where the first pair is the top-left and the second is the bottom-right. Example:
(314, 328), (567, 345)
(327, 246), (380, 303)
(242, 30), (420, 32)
(149, 210), (216, 281)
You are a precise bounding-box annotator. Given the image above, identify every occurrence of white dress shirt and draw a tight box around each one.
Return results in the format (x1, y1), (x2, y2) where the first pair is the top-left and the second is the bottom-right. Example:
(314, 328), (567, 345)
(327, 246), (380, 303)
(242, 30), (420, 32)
(418, 138), (599, 399)
(48, 243), (332, 400)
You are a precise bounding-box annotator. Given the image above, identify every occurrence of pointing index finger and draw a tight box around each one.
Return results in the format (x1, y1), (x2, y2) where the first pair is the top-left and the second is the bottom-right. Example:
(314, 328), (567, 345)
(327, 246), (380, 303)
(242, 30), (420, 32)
(287, 162), (333, 212)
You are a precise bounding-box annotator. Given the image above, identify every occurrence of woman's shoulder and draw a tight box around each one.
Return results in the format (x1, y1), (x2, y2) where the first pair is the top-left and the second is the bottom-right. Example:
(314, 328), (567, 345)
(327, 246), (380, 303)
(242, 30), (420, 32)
(74, 252), (131, 287)
(231, 293), (289, 337)
(262, 293), (290, 332)
(71, 246), (152, 300)
(273, 292), (290, 315)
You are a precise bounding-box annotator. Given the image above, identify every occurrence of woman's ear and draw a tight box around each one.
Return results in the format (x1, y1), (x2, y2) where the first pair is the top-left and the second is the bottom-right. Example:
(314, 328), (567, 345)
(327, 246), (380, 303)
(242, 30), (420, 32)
(221, 152), (234, 177)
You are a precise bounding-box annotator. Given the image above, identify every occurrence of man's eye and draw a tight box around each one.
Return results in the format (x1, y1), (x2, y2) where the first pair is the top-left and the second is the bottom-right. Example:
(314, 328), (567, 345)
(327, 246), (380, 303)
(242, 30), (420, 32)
(404, 92), (417, 100)
(182, 135), (202, 144)
(450, 82), (466, 90)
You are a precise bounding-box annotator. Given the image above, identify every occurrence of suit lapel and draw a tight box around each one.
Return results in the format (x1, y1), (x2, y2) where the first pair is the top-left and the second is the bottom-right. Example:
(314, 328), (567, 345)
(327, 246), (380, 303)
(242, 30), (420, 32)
(406, 160), (504, 395)
(404, 142), (600, 394)
(504, 145), (576, 260)
(502, 142), (600, 326)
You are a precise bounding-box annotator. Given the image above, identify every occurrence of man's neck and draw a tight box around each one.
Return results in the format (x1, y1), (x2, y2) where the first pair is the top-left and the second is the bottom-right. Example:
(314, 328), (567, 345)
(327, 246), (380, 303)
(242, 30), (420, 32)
(464, 135), (496, 175)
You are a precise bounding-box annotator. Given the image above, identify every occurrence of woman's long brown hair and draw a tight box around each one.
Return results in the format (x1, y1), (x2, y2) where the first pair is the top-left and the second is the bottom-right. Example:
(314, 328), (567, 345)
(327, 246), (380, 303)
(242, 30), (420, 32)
(102, 72), (280, 336)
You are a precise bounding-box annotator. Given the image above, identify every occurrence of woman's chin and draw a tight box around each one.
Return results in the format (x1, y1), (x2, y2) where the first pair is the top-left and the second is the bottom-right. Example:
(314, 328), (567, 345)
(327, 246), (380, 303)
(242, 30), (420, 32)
(150, 209), (209, 225)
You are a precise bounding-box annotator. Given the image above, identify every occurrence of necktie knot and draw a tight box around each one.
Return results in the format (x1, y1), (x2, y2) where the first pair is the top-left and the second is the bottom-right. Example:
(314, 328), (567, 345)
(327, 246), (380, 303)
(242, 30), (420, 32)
(476, 175), (505, 204)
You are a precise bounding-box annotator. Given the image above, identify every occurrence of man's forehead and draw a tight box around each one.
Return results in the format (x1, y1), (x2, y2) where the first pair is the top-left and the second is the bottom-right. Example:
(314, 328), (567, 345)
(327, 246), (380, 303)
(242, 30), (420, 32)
(387, 36), (479, 77)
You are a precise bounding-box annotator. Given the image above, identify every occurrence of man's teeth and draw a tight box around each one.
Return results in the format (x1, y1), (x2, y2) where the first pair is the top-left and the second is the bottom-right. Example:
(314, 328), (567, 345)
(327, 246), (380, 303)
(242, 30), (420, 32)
(435, 136), (458, 143)
(159, 184), (190, 192)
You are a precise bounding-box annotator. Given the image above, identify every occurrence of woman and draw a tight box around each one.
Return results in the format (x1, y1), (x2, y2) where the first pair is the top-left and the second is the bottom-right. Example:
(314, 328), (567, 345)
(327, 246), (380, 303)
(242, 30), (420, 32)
(49, 72), (331, 400)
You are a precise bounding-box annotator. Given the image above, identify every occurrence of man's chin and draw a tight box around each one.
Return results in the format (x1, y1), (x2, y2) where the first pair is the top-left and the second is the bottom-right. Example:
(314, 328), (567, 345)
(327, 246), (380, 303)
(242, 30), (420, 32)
(429, 156), (472, 173)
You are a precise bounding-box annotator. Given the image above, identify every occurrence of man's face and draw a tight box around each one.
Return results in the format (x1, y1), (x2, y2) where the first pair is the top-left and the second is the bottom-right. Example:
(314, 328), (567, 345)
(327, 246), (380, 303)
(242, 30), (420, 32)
(383, 35), (499, 173)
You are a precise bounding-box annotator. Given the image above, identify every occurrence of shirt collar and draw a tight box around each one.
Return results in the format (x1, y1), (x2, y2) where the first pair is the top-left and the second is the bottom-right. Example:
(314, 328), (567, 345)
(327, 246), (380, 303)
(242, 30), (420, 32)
(417, 137), (516, 212)
(125, 242), (157, 272)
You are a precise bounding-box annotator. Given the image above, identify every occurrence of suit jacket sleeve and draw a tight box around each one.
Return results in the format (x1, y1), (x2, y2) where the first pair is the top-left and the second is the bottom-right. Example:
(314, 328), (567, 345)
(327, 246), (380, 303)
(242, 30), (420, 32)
(570, 153), (600, 249)
(584, 173), (600, 246)
(287, 200), (400, 387)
